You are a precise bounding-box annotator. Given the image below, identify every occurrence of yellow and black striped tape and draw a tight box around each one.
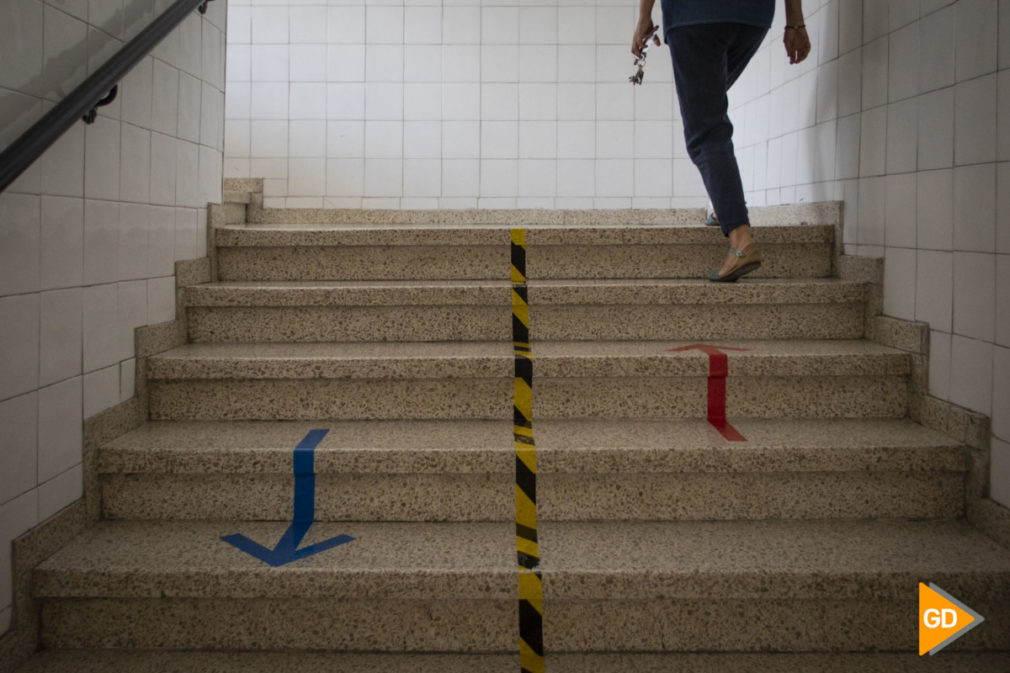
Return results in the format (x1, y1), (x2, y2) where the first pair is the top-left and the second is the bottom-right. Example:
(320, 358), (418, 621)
(511, 228), (544, 673)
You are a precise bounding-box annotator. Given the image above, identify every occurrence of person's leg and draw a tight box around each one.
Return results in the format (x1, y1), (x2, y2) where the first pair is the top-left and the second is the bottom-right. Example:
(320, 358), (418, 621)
(668, 23), (748, 237)
(668, 23), (765, 278)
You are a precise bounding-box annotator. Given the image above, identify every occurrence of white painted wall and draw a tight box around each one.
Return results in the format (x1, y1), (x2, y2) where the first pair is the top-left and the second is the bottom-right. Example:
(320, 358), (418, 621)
(0, 0), (227, 634)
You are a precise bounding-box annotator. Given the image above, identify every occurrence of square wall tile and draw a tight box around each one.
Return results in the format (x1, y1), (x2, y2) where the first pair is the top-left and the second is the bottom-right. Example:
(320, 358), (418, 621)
(861, 37), (888, 110)
(0, 193), (41, 296)
(37, 464), (82, 522)
(40, 122), (84, 197)
(858, 106), (886, 176)
(367, 6), (403, 44)
(39, 196), (84, 292)
(81, 283), (118, 373)
(953, 163), (996, 252)
(288, 158), (326, 196)
(857, 176), (886, 246)
(0, 392), (37, 504)
(954, 73), (998, 166)
(326, 159), (364, 197)
(0, 294), (40, 401)
(955, 0), (998, 80)
(147, 276), (175, 325)
(442, 121), (479, 159)
(480, 160), (518, 197)
(328, 7), (365, 45)
(915, 251), (953, 331)
(39, 288), (82, 387)
(918, 7), (955, 92)
(888, 22), (918, 102)
(949, 335), (993, 415)
(442, 159), (479, 197)
(917, 87), (954, 171)
(885, 173), (916, 248)
(404, 121), (440, 159)
(37, 377), (82, 483)
(953, 251), (995, 342)
(916, 169), (953, 250)
(403, 159), (442, 197)
(886, 99), (917, 174)
(882, 247), (916, 321)
(928, 329), (952, 400)
(364, 159), (403, 198)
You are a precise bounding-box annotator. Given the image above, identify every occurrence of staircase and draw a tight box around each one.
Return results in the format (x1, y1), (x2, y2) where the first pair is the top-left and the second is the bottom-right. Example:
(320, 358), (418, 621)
(15, 195), (1010, 671)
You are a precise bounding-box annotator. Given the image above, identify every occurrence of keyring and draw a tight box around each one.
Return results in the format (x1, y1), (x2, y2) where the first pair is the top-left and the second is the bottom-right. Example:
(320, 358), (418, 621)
(626, 25), (658, 85)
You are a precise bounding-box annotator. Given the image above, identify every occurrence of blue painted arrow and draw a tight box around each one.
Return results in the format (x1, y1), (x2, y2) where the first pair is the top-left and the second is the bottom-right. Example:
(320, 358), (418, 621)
(221, 429), (354, 567)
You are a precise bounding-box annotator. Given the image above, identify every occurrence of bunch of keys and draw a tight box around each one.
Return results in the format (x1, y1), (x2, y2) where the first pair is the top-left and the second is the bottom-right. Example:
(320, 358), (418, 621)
(629, 25), (661, 85)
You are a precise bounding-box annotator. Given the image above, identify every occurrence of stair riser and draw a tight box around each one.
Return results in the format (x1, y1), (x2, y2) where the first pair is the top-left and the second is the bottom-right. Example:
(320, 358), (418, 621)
(101, 471), (965, 522)
(186, 304), (865, 343)
(216, 244), (831, 281)
(148, 376), (908, 421)
(41, 597), (1010, 651)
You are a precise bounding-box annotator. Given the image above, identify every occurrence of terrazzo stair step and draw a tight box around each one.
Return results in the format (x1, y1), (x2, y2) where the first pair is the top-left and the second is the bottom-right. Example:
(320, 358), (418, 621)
(99, 418), (966, 522)
(215, 223), (833, 281)
(184, 279), (866, 343)
(33, 519), (1010, 652)
(15, 650), (1010, 673)
(146, 340), (909, 421)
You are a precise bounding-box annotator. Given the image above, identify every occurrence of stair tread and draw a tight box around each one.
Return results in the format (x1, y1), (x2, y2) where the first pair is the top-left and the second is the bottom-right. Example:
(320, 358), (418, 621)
(100, 418), (966, 474)
(35, 519), (1010, 600)
(186, 278), (864, 307)
(15, 650), (1010, 673)
(147, 339), (908, 380)
(215, 223), (833, 246)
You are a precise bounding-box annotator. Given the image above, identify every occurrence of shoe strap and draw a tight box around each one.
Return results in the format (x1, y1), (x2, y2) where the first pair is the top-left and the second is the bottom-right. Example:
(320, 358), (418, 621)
(729, 247), (744, 257)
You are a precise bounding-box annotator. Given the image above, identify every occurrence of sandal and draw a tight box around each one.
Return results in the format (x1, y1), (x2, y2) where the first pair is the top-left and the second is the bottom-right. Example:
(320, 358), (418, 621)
(708, 242), (763, 282)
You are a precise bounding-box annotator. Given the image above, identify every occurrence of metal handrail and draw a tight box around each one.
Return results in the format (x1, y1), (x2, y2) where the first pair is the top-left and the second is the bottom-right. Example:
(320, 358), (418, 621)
(0, 0), (214, 194)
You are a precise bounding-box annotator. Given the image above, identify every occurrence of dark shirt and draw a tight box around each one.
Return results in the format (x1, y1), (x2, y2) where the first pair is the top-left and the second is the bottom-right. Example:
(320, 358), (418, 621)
(661, 0), (776, 38)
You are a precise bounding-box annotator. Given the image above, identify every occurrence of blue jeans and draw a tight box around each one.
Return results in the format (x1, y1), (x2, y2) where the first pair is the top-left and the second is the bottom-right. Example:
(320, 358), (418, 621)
(667, 23), (767, 236)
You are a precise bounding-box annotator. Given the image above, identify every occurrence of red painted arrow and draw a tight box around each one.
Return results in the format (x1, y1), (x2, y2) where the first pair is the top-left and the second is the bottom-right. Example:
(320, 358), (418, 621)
(668, 344), (749, 441)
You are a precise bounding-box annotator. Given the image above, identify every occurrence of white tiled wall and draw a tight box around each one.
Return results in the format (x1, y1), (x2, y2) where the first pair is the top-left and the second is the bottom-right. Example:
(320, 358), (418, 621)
(722, 0), (1009, 509)
(0, 0), (227, 634)
(224, 0), (705, 209)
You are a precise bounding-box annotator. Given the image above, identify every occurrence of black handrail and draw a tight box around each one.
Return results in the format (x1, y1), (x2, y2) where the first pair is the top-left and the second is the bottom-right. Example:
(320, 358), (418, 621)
(0, 0), (214, 194)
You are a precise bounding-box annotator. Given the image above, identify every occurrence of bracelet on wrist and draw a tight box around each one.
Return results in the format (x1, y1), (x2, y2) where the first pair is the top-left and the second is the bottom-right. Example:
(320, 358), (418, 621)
(785, 23), (806, 30)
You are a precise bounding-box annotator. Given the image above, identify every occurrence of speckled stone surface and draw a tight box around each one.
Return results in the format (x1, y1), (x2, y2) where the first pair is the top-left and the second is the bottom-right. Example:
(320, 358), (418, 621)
(99, 418), (967, 475)
(184, 279), (867, 343)
(15, 651), (1010, 673)
(217, 242), (832, 281)
(146, 340), (909, 421)
(99, 418), (966, 521)
(187, 279), (865, 307)
(41, 598), (516, 650)
(33, 520), (1010, 650)
(38, 520), (1010, 600)
(101, 468), (963, 521)
(216, 224), (833, 246)
(244, 203), (839, 227)
(223, 178), (263, 194)
(147, 340), (909, 380)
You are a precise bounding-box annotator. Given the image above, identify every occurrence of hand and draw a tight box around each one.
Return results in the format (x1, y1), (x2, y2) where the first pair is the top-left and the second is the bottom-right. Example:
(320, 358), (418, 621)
(784, 25), (811, 64)
(632, 19), (661, 59)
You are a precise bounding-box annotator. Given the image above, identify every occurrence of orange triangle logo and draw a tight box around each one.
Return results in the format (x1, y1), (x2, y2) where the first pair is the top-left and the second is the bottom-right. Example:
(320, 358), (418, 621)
(918, 582), (985, 655)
